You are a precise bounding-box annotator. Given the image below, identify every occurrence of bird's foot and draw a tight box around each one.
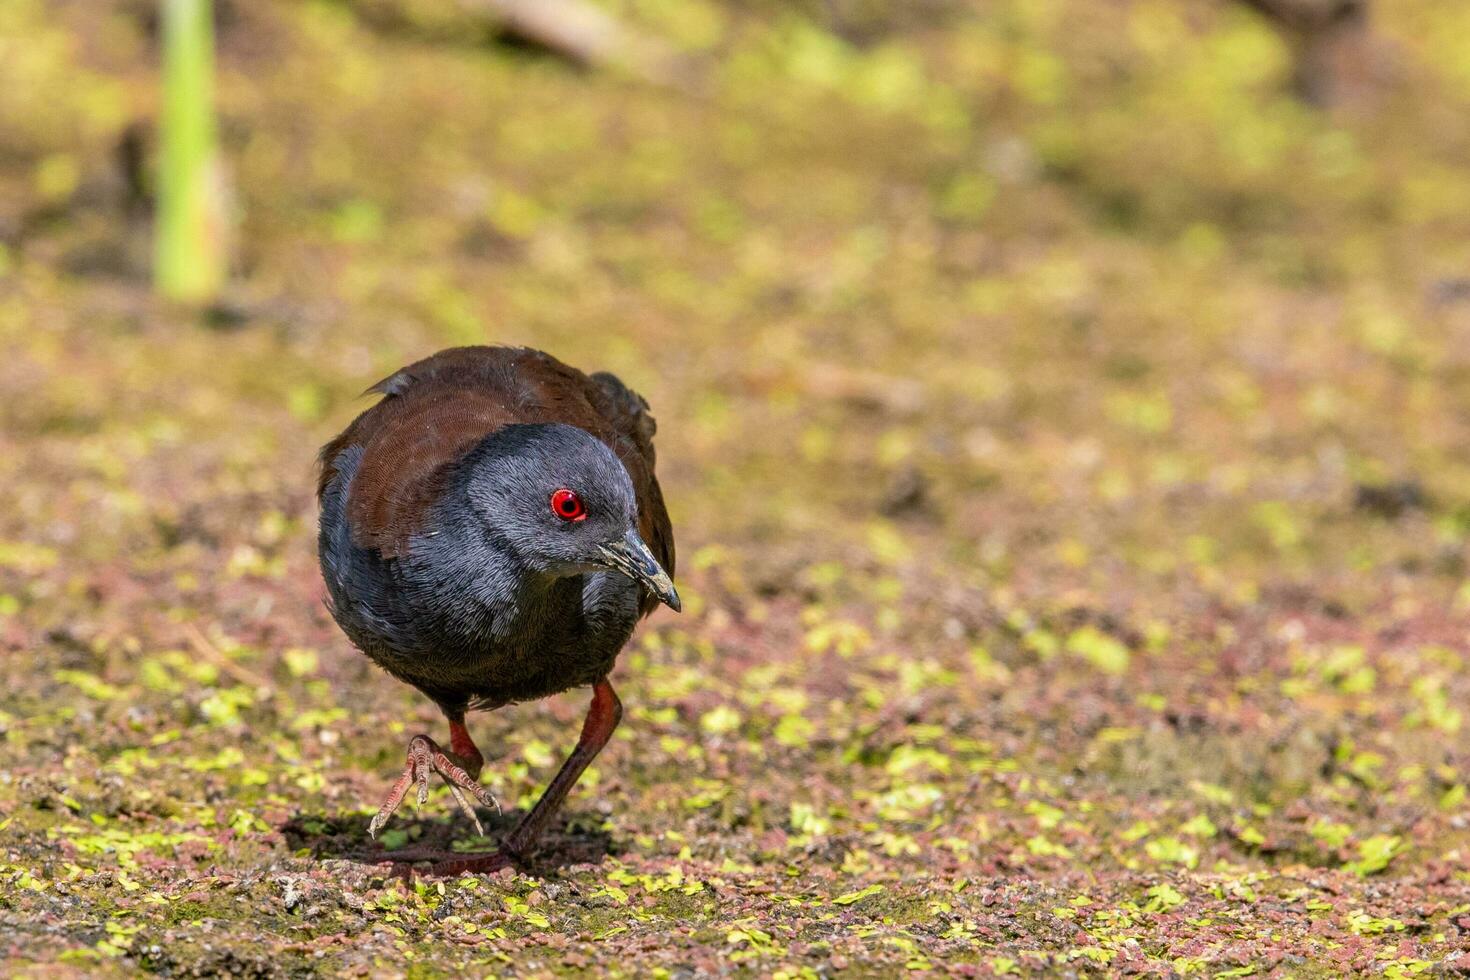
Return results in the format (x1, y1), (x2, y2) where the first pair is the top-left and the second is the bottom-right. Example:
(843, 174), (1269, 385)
(428, 850), (517, 877)
(368, 734), (501, 839)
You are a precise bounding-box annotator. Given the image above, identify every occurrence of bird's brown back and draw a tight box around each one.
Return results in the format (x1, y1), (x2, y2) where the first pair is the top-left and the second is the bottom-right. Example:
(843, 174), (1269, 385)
(318, 347), (674, 611)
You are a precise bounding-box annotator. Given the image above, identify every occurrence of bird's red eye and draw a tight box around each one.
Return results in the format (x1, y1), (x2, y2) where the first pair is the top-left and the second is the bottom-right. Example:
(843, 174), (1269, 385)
(550, 488), (587, 522)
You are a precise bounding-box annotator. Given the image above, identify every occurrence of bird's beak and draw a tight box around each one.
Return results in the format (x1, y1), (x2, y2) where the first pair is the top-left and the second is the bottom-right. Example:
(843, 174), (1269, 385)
(598, 530), (681, 612)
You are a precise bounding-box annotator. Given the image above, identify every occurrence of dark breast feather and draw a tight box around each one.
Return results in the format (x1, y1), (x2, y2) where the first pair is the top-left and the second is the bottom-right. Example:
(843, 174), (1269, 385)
(316, 346), (674, 615)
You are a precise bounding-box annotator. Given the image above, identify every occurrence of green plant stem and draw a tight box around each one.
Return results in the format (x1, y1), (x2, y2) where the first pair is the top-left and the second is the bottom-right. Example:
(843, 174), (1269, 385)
(154, 0), (226, 304)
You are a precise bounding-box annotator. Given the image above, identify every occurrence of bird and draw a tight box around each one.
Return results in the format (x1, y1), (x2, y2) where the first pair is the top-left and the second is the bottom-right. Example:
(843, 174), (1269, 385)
(316, 345), (679, 875)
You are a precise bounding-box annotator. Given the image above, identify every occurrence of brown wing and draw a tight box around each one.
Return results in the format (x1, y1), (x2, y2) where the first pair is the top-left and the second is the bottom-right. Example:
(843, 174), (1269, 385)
(317, 347), (675, 600)
(587, 369), (676, 611)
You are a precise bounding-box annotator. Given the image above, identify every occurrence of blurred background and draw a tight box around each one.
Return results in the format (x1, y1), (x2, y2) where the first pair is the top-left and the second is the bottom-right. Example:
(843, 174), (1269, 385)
(3, 0), (1470, 973)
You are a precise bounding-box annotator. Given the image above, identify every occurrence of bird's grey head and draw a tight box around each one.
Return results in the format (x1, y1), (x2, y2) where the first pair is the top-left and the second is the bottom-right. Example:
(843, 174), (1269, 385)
(460, 423), (679, 610)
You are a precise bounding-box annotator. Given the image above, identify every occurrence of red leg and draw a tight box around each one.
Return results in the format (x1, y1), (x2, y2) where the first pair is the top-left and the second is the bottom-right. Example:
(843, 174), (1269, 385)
(429, 679), (622, 876)
(448, 716), (483, 777)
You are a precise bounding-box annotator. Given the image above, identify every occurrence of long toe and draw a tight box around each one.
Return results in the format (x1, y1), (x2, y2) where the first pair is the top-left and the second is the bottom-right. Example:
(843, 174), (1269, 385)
(445, 783), (485, 837)
(411, 740), (432, 811)
(429, 851), (517, 878)
(368, 761), (419, 839)
(424, 742), (502, 816)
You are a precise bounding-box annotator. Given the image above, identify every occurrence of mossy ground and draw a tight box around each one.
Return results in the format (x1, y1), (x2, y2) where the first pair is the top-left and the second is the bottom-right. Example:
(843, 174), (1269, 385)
(3, 1), (1470, 975)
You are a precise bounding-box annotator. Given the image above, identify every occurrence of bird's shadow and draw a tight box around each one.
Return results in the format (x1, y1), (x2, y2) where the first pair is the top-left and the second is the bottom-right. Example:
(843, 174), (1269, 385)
(280, 808), (615, 875)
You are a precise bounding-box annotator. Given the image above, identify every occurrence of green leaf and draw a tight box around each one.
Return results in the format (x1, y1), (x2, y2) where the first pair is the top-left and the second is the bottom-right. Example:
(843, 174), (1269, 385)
(832, 884), (884, 906)
(1346, 834), (1401, 876)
